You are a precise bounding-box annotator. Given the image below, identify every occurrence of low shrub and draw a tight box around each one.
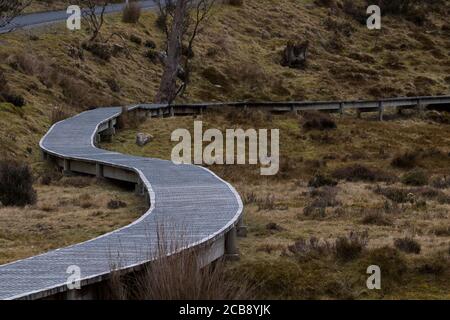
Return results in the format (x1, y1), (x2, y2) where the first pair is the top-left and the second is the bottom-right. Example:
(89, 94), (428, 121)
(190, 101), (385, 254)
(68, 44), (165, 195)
(226, 0), (244, 6)
(57, 176), (93, 188)
(144, 39), (156, 49)
(430, 175), (450, 189)
(106, 78), (121, 93)
(332, 164), (392, 182)
(1, 92), (25, 107)
(417, 255), (447, 276)
(107, 199), (127, 210)
(401, 169), (428, 186)
(129, 34), (142, 45)
(391, 150), (418, 169)
(394, 237), (421, 254)
(361, 211), (393, 226)
(308, 173), (338, 188)
(310, 186), (340, 205)
(432, 226), (450, 237)
(0, 160), (37, 207)
(374, 186), (410, 203)
(82, 41), (112, 61)
(301, 111), (337, 131)
(361, 246), (407, 284)
(288, 237), (334, 261)
(335, 231), (368, 262)
(144, 49), (159, 63)
(257, 194), (276, 211)
(266, 222), (285, 232)
(342, 0), (366, 24)
(122, 2), (141, 23)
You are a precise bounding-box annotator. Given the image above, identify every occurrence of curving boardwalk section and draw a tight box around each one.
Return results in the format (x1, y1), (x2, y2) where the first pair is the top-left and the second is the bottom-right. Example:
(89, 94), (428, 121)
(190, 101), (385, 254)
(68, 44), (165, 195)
(0, 106), (243, 300)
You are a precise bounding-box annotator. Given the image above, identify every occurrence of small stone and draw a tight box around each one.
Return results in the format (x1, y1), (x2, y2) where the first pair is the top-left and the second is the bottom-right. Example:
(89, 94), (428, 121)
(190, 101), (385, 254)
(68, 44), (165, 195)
(136, 133), (152, 147)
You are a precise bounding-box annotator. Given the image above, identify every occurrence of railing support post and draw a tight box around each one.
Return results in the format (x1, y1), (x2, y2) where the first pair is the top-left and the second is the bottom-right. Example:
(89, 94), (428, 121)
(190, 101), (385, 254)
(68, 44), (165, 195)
(225, 227), (239, 261)
(378, 102), (384, 121)
(170, 106), (175, 117)
(416, 99), (425, 115)
(339, 102), (344, 117)
(237, 217), (247, 238)
(158, 108), (164, 118)
(41, 150), (48, 161)
(96, 163), (104, 179)
(135, 180), (144, 196)
(63, 159), (72, 176)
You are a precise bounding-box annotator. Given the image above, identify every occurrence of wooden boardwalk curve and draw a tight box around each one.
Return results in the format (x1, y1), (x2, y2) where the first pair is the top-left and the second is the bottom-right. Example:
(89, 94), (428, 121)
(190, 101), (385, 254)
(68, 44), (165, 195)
(0, 95), (449, 299)
(0, 105), (243, 300)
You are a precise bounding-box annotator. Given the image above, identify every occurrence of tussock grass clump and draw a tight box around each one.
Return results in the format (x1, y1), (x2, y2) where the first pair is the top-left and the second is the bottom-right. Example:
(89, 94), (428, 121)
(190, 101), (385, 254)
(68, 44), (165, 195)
(301, 111), (337, 131)
(0, 70), (25, 107)
(308, 173), (337, 188)
(361, 211), (393, 226)
(416, 254), (448, 276)
(107, 199), (127, 210)
(82, 41), (112, 61)
(257, 194), (276, 211)
(57, 176), (94, 188)
(432, 226), (450, 237)
(122, 3), (141, 24)
(374, 186), (409, 203)
(129, 34), (142, 45)
(401, 169), (429, 186)
(332, 164), (392, 182)
(108, 228), (252, 300)
(430, 175), (450, 189)
(226, 0), (244, 6)
(288, 236), (334, 261)
(289, 231), (368, 262)
(303, 186), (340, 219)
(394, 237), (421, 254)
(335, 231), (368, 262)
(360, 246), (407, 284)
(391, 150), (418, 169)
(0, 160), (37, 207)
(50, 106), (70, 125)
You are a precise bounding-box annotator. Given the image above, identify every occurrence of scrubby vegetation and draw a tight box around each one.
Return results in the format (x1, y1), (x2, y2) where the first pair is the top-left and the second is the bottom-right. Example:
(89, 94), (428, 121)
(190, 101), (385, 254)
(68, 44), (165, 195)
(104, 107), (450, 299)
(0, 160), (36, 207)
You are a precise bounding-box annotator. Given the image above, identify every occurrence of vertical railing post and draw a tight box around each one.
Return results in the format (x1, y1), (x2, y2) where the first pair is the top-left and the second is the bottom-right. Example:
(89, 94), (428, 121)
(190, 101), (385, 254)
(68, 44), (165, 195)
(225, 227), (239, 260)
(378, 101), (384, 121)
(63, 159), (71, 176)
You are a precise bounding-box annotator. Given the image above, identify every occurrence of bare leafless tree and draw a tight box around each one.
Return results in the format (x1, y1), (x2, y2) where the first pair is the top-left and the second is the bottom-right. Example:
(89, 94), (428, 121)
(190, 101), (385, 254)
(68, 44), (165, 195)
(155, 0), (216, 104)
(155, 0), (189, 104)
(76, 0), (109, 42)
(0, 0), (31, 29)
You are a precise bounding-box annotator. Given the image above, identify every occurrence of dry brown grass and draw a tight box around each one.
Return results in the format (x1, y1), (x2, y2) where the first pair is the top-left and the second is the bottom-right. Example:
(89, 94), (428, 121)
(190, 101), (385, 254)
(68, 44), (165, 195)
(103, 111), (450, 299)
(106, 227), (253, 300)
(0, 178), (146, 265)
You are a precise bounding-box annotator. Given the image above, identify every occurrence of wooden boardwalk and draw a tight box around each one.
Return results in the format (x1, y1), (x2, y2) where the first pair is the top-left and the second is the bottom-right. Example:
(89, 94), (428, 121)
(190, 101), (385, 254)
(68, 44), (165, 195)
(0, 95), (449, 299)
(0, 106), (243, 300)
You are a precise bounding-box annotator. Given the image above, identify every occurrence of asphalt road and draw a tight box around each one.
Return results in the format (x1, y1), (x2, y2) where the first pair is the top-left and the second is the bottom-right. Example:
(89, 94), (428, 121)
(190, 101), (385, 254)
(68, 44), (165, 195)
(0, 0), (157, 34)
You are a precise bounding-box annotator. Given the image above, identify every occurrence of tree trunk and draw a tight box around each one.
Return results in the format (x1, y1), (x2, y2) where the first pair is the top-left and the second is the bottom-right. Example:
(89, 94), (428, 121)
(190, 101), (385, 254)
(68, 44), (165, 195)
(155, 0), (188, 104)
